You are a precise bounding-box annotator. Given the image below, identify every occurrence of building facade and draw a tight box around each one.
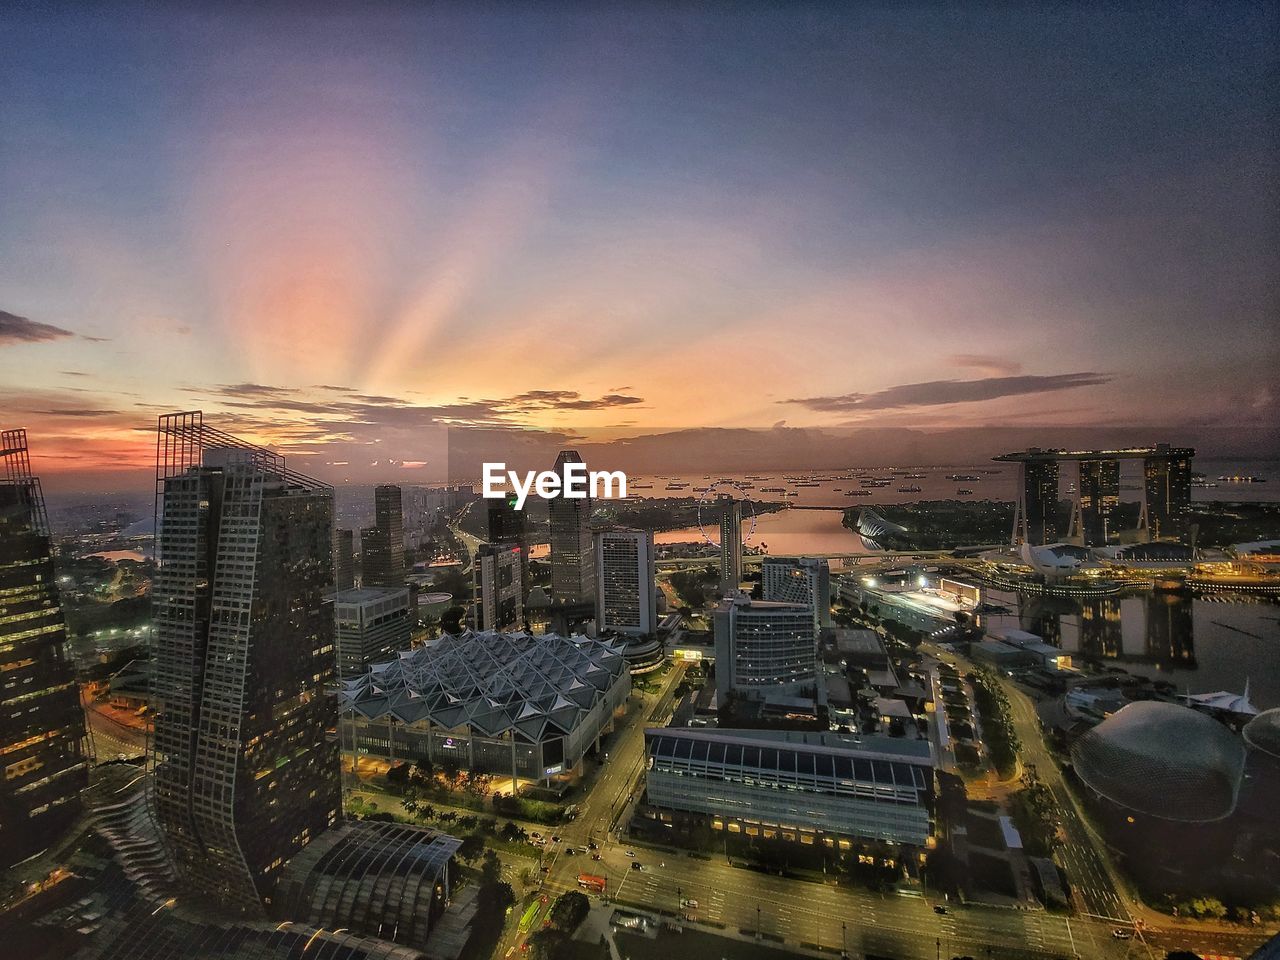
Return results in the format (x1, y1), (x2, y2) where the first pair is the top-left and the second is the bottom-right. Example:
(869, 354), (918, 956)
(474, 542), (524, 632)
(149, 413), (341, 912)
(361, 484), (405, 587)
(713, 597), (817, 707)
(717, 495), (743, 595)
(594, 528), (656, 636)
(0, 430), (88, 868)
(548, 450), (595, 603)
(333, 528), (355, 590)
(642, 727), (935, 847)
(1142, 445), (1194, 541)
(761, 556), (831, 630)
(1073, 459), (1119, 546)
(487, 496), (529, 604)
(334, 587), (412, 678)
(1015, 458), (1060, 546)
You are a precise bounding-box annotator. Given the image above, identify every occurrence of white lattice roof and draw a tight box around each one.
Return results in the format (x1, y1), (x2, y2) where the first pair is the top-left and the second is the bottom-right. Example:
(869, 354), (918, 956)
(338, 629), (628, 741)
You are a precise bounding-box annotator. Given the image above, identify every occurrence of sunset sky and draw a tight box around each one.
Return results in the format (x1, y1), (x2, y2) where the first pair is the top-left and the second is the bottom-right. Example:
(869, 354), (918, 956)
(2, 3), (1276, 490)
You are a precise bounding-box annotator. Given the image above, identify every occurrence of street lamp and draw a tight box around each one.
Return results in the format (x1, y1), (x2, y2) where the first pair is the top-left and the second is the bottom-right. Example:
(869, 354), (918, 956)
(841, 921), (847, 959)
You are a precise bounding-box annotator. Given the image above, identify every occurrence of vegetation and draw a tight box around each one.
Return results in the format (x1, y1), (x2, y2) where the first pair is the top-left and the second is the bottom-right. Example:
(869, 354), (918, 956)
(1008, 779), (1060, 858)
(968, 670), (1020, 777)
(668, 565), (718, 608)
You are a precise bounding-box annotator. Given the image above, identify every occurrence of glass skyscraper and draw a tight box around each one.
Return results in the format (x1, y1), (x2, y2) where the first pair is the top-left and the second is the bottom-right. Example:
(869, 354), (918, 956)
(548, 450), (595, 603)
(0, 430), (88, 868)
(149, 413), (340, 912)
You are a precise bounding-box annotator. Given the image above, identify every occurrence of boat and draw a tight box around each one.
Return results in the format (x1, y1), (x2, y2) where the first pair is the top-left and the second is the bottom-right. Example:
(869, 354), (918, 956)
(1218, 475), (1267, 483)
(956, 488), (973, 495)
(903, 473), (926, 479)
(846, 490), (871, 497)
(947, 474), (980, 482)
(897, 485), (922, 493)
(761, 486), (786, 493)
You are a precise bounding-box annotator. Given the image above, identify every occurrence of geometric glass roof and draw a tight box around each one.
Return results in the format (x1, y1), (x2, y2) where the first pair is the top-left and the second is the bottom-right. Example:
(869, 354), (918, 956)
(337, 629), (628, 742)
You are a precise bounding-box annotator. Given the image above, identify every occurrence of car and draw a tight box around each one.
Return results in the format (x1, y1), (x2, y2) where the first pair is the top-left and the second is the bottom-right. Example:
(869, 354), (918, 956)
(551, 836), (561, 844)
(587, 841), (598, 850)
(1111, 929), (1132, 940)
(680, 899), (698, 909)
(625, 850), (636, 858)
(540, 864), (550, 873)
(591, 853), (601, 861)
(933, 905), (947, 915)
(630, 861), (642, 871)
(565, 848), (576, 856)
(530, 832), (542, 840)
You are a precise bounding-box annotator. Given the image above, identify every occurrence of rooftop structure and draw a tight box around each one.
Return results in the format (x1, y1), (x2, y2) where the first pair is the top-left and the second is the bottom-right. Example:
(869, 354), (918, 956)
(1243, 708), (1280, 759)
(1071, 701), (1247, 822)
(339, 630), (630, 785)
(643, 726), (935, 847)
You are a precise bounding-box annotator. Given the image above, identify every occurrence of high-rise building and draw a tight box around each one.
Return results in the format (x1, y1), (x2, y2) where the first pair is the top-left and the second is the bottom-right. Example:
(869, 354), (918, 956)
(149, 412), (340, 912)
(594, 528), (656, 636)
(761, 556), (831, 630)
(713, 596), (816, 708)
(717, 494), (743, 595)
(335, 587), (412, 678)
(474, 542), (523, 632)
(1073, 459), (1120, 546)
(361, 485), (405, 587)
(487, 496), (529, 604)
(333, 527), (355, 590)
(1012, 457), (1060, 546)
(1142, 445), (1195, 542)
(0, 430), (88, 868)
(548, 450), (594, 602)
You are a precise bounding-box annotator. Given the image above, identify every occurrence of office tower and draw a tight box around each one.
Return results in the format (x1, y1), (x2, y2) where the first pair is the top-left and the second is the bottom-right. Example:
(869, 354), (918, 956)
(717, 494), (743, 595)
(0, 430), (88, 868)
(361, 485), (405, 587)
(1012, 458), (1059, 546)
(548, 450), (594, 602)
(713, 596), (816, 708)
(594, 528), (656, 636)
(487, 495), (529, 603)
(1072, 459), (1120, 546)
(334, 528), (355, 590)
(150, 412), (340, 912)
(761, 556), (831, 630)
(473, 542), (523, 632)
(335, 587), (412, 678)
(1142, 445), (1195, 541)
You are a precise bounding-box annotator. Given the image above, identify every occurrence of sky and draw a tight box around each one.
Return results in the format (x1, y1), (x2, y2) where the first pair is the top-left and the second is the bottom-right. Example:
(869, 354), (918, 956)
(2, 2), (1277, 491)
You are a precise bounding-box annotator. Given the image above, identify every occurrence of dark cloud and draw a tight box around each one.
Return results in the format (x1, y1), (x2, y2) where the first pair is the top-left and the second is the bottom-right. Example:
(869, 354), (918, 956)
(0, 310), (76, 345)
(500, 390), (644, 412)
(784, 373), (1113, 412)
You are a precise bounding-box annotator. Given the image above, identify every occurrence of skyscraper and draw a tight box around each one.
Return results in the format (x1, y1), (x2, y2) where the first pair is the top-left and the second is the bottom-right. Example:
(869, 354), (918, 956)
(361, 485), (405, 587)
(1013, 458), (1060, 546)
(1142, 445), (1195, 542)
(548, 450), (594, 602)
(0, 430), (88, 868)
(1072, 459), (1120, 546)
(761, 556), (831, 630)
(473, 542), (523, 632)
(335, 587), (412, 678)
(594, 528), (656, 636)
(717, 494), (743, 595)
(713, 596), (816, 708)
(149, 412), (340, 912)
(334, 527), (355, 590)
(487, 495), (529, 604)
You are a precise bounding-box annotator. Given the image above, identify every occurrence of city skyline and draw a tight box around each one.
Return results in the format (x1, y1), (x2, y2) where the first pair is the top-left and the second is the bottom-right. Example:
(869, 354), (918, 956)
(2, 4), (1277, 491)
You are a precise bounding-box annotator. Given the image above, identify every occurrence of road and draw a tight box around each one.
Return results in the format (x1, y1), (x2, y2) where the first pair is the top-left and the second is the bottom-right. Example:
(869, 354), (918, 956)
(82, 691), (147, 762)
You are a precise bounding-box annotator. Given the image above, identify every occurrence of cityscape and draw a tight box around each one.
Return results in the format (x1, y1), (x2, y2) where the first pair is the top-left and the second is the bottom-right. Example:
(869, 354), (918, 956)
(2, 5), (1278, 960)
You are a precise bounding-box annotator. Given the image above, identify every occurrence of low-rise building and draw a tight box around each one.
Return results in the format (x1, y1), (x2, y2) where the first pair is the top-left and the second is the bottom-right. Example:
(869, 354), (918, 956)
(642, 726), (936, 847)
(335, 587), (413, 679)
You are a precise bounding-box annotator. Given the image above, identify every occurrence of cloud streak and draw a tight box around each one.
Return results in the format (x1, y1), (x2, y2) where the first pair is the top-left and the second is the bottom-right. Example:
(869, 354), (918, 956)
(0, 310), (77, 346)
(783, 373), (1113, 412)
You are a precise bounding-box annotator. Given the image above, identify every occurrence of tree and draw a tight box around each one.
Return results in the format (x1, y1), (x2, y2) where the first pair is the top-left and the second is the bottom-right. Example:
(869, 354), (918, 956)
(526, 928), (568, 960)
(549, 890), (590, 932)
(413, 757), (434, 782)
(386, 762), (411, 785)
(457, 831), (486, 862)
(441, 605), (467, 634)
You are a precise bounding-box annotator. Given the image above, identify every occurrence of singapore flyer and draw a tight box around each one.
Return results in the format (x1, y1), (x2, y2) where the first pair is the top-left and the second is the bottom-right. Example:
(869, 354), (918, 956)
(696, 480), (758, 547)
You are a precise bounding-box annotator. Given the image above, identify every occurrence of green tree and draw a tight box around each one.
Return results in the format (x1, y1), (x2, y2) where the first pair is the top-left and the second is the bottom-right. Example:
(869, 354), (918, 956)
(549, 890), (590, 932)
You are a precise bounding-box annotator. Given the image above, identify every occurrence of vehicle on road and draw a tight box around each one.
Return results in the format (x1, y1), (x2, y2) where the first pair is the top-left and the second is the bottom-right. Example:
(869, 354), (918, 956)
(933, 905), (948, 915)
(680, 899), (698, 909)
(530, 832), (542, 841)
(625, 850), (635, 857)
(1112, 928), (1132, 940)
(551, 835), (561, 844)
(587, 841), (598, 850)
(565, 848), (575, 856)
(630, 861), (642, 871)
(578, 874), (607, 893)
(591, 853), (601, 861)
